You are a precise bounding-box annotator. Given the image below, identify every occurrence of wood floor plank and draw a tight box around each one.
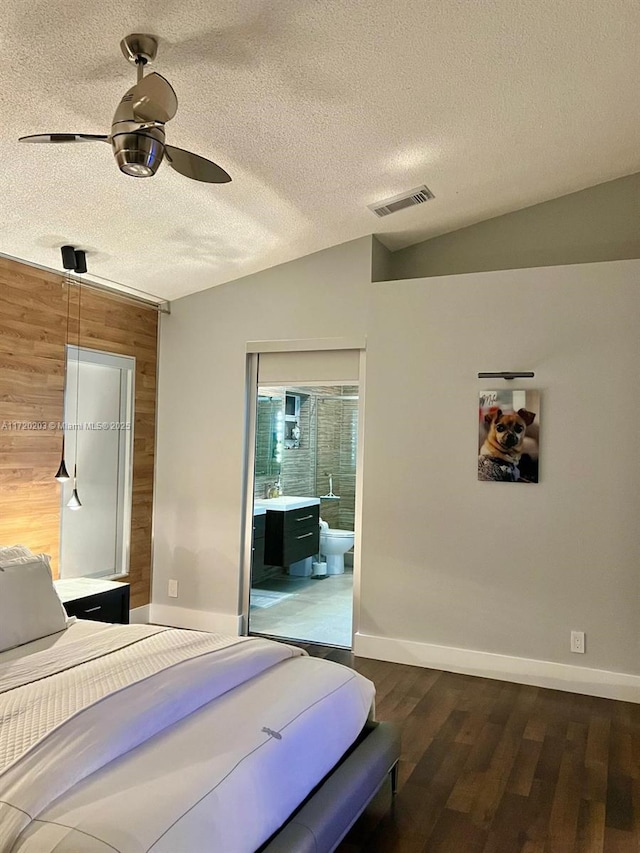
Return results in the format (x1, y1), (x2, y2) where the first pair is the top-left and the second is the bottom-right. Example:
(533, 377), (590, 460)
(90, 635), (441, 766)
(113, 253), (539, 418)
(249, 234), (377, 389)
(605, 774), (633, 831)
(298, 646), (640, 853)
(544, 722), (587, 853)
(575, 798), (606, 853)
(507, 738), (544, 797)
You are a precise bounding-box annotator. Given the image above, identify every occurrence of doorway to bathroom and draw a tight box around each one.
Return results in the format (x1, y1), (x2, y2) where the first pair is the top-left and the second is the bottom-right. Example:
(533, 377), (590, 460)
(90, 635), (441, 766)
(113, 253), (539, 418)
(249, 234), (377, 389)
(248, 382), (359, 648)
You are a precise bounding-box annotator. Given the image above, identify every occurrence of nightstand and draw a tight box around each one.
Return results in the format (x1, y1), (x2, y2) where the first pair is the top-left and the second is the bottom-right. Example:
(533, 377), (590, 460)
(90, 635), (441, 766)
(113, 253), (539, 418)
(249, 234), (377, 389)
(54, 578), (130, 624)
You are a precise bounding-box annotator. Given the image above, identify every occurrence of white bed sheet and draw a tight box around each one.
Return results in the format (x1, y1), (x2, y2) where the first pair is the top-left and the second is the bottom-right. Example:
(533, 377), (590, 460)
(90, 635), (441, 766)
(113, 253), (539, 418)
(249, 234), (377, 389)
(5, 625), (374, 853)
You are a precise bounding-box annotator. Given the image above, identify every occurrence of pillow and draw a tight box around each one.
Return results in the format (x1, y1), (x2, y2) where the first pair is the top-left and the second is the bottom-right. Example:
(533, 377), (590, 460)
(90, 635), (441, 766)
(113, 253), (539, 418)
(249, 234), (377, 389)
(0, 552), (49, 568)
(0, 544), (34, 562)
(0, 555), (69, 652)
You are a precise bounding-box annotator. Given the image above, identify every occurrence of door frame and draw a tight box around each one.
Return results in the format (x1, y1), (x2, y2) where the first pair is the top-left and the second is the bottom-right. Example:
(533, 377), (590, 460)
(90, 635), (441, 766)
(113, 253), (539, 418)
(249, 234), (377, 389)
(60, 345), (136, 578)
(240, 337), (367, 644)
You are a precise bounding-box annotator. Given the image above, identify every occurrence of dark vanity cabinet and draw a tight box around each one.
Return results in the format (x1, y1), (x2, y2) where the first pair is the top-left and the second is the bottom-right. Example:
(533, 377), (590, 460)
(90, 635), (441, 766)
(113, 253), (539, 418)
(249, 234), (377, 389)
(264, 505), (320, 568)
(252, 513), (268, 583)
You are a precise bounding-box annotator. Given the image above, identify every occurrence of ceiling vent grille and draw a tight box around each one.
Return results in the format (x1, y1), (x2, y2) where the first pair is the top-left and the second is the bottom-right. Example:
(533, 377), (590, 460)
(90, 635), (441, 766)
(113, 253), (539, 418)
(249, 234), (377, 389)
(368, 185), (435, 218)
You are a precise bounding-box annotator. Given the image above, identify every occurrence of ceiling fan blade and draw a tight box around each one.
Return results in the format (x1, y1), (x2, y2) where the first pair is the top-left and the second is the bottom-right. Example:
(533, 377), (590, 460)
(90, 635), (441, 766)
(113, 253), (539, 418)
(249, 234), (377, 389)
(164, 145), (232, 183)
(19, 133), (110, 143)
(131, 73), (178, 123)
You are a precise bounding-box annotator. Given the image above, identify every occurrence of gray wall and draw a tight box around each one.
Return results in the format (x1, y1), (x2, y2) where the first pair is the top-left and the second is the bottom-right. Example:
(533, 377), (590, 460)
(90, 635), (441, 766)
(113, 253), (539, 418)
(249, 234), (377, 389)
(383, 172), (640, 281)
(153, 238), (370, 618)
(154, 235), (640, 681)
(363, 261), (640, 675)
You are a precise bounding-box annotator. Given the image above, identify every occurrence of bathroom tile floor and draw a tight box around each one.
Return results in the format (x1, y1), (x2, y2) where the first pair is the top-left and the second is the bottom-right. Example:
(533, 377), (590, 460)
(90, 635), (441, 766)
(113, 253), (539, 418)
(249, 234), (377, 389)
(249, 570), (353, 647)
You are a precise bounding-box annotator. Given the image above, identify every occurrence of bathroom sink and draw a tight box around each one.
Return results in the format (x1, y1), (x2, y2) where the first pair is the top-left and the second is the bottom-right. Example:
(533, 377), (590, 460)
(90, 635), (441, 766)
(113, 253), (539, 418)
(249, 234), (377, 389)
(254, 496), (321, 512)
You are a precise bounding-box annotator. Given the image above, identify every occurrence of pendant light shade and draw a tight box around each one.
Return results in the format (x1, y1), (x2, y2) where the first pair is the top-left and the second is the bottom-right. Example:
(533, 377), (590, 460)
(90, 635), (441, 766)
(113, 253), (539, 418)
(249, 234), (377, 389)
(67, 489), (82, 509)
(55, 452), (70, 483)
(67, 464), (82, 510)
(67, 488), (82, 510)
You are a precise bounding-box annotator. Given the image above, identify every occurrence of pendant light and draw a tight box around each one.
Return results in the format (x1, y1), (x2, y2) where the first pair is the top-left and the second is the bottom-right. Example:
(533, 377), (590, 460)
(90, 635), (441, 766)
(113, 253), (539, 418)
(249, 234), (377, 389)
(67, 249), (86, 511)
(54, 246), (76, 482)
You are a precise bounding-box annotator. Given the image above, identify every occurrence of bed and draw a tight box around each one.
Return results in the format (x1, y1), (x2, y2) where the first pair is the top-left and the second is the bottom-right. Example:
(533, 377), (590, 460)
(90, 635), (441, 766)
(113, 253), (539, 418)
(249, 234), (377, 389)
(0, 550), (399, 853)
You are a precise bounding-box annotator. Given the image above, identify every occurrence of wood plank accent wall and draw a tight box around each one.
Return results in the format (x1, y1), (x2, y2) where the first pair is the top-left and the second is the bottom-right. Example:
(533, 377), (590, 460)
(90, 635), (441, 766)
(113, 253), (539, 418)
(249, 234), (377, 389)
(0, 256), (158, 608)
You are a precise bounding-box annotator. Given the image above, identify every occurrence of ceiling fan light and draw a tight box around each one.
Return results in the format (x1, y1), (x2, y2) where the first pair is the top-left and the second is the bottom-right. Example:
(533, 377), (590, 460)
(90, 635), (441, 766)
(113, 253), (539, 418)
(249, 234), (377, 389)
(120, 162), (153, 177)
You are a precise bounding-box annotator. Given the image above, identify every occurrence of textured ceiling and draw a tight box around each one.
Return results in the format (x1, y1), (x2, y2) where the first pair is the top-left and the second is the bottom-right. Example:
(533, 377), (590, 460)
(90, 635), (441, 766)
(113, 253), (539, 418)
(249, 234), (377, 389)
(1, 0), (638, 301)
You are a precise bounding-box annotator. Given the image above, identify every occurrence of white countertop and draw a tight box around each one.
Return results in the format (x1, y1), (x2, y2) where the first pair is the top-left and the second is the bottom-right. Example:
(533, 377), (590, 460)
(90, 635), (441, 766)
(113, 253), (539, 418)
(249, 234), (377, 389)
(253, 505), (267, 516)
(254, 496), (321, 512)
(54, 577), (129, 602)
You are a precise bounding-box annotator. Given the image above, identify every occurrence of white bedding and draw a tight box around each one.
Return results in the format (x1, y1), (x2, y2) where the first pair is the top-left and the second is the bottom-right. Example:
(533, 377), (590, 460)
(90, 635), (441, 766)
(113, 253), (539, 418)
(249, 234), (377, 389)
(0, 623), (374, 853)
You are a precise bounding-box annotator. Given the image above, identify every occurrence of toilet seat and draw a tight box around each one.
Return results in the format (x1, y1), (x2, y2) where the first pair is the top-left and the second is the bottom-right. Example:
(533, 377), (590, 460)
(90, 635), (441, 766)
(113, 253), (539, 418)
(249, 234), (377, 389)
(322, 529), (354, 538)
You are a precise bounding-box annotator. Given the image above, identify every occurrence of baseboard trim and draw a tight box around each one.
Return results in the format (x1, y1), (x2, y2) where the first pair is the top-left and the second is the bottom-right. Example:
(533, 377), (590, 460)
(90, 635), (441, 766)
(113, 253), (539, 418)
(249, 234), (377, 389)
(129, 604), (150, 624)
(353, 632), (640, 703)
(150, 604), (243, 635)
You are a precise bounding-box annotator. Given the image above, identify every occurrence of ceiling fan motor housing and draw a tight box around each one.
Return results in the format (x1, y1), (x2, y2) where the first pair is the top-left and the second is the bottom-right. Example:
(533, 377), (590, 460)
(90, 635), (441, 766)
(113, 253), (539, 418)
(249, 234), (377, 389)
(111, 123), (165, 178)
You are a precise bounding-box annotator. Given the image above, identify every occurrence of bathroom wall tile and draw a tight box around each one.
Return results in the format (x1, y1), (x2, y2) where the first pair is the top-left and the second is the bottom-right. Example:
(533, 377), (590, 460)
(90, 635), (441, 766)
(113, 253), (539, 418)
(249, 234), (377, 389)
(253, 386), (358, 531)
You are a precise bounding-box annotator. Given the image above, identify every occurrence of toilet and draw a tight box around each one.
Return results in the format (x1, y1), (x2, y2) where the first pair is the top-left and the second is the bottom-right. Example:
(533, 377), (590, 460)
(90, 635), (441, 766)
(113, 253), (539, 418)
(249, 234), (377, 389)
(319, 518), (355, 575)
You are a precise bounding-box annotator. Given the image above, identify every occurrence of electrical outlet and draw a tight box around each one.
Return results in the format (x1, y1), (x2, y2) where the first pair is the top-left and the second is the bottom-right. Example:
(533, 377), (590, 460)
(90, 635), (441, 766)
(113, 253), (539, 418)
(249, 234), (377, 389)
(570, 631), (585, 654)
(168, 579), (178, 598)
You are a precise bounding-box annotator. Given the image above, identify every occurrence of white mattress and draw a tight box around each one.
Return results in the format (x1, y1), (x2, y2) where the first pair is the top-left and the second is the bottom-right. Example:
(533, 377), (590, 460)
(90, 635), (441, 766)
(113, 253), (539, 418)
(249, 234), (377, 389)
(3, 623), (374, 853)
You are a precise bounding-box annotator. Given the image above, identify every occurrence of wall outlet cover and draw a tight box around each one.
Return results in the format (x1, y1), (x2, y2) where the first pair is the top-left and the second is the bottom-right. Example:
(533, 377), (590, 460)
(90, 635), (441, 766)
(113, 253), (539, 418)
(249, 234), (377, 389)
(168, 579), (178, 598)
(570, 630), (585, 653)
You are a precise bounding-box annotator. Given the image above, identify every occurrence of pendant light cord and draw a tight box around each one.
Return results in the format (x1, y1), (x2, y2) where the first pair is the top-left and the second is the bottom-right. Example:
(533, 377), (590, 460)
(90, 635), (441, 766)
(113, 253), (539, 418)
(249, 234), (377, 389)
(73, 280), (82, 478)
(62, 272), (72, 449)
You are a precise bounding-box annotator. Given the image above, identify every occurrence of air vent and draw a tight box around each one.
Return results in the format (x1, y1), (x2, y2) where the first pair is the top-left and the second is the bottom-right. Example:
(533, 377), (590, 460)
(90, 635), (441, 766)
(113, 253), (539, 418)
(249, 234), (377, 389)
(368, 185), (435, 218)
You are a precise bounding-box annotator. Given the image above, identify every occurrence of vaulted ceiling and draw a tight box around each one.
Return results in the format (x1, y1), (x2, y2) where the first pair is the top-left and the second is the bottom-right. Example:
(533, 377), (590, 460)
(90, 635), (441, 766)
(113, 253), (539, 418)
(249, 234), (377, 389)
(1, 0), (638, 300)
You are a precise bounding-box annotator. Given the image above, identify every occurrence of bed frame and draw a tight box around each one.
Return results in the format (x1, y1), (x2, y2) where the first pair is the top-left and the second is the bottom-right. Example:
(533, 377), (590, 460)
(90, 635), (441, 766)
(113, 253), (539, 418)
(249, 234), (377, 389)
(260, 720), (400, 853)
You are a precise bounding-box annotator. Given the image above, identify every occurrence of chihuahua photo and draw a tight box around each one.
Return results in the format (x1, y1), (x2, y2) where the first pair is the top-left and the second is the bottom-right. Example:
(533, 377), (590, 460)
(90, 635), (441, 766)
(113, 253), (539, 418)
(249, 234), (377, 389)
(478, 404), (538, 483)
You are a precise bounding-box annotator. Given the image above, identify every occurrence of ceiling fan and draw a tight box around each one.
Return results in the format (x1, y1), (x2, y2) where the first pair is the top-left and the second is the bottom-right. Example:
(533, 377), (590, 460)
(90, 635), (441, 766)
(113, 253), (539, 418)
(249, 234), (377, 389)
(19, 34), (232, 184)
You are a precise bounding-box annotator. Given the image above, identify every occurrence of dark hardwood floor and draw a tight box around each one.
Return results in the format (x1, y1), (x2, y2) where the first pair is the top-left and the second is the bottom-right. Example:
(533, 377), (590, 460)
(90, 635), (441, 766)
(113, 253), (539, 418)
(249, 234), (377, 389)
(302, 644), (640, 853)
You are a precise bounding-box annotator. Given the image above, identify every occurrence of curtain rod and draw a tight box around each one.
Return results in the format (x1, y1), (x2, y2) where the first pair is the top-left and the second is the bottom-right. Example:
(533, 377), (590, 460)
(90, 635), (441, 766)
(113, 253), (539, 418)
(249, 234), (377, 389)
(0, 251), (170, 314)
(68, 274), (171, 314)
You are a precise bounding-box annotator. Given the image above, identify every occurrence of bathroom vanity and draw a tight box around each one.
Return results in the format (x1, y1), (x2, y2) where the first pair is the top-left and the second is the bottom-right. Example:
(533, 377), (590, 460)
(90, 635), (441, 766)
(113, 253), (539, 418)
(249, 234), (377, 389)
(251, 506), (268, 582)
(254, 496), (320, 574)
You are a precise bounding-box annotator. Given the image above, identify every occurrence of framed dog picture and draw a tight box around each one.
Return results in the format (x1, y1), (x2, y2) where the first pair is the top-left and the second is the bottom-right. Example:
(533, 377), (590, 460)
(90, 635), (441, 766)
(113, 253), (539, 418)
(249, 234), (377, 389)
(478, 390), (540, 483)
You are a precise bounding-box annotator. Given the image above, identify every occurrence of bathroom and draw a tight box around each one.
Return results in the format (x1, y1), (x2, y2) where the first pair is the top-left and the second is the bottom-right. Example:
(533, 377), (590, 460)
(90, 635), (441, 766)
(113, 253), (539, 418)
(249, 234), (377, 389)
(249, 384), (358, 647)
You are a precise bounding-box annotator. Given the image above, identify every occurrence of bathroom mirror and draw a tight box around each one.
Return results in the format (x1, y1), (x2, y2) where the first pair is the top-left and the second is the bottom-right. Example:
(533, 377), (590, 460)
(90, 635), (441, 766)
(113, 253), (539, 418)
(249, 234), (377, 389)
(255, 392), (284, 480)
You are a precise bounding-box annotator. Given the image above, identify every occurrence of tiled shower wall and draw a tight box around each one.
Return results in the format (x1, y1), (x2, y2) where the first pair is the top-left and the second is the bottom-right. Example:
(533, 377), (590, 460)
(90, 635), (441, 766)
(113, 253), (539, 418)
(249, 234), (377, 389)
(253, 386), (358, 533)
(254, 390), (284, 500)
(315, 390), (358, 530)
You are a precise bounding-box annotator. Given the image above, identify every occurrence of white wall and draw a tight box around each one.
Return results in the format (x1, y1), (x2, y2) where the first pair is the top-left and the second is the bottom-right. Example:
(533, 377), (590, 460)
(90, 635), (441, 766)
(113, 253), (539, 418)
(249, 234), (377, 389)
(362, 262), (640, 681)
(153, 238), (371, 629)
(154, 241), (640, 696)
